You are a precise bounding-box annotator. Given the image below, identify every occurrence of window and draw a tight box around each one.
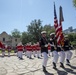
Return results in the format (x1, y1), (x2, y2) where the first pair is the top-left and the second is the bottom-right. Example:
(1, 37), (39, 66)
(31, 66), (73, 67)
(15, 39), (17, 42)
(3, 38), (5, 42)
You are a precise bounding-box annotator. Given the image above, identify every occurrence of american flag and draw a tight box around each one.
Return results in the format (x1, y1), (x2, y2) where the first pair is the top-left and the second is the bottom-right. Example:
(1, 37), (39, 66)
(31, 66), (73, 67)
(54, 3), (64, 46)
(54, 2), (60, 45)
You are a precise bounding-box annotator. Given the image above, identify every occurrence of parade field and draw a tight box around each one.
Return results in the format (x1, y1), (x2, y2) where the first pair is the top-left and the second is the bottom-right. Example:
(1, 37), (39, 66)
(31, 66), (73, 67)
(0, 50), (76, 75)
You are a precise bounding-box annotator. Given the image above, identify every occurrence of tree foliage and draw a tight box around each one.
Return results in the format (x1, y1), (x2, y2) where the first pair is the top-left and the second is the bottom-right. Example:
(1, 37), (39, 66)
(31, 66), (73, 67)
(10, 19), (55, 44)
(11, 29), (21, 38)
(73, 0), (76, 8)
(21, 32), (28, 45)
(27, 19), (43, 43)
(21, 32), (33, 45)
(68, 33), (76, 46)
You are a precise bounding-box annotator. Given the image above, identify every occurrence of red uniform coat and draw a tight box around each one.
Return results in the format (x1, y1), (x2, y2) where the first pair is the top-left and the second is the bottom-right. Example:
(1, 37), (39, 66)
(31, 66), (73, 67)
(36, 45), (41, 51)
(1, 44), (6, 51)
(32, 45), (36, 51)
(0, 42), (3, 49)
(17, 45), (23, 51)
(26, 45), (32, 51)
(2, 44), (5, 49)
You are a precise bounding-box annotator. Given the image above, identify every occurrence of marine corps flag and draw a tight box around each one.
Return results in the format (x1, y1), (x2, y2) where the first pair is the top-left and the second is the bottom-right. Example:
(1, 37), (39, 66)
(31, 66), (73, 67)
(58, 6), (64, 46)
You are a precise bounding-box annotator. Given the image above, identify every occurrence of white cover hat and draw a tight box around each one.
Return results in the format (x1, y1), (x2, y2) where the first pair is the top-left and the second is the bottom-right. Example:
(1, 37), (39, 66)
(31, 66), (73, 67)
(50, 33), (55, 36)
(41, 31), (46, 34)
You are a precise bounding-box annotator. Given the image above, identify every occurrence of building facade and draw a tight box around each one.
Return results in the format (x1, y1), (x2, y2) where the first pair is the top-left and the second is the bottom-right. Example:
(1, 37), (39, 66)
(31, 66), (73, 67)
(0, 31), (21, 48)
(64, 26), (76, 34)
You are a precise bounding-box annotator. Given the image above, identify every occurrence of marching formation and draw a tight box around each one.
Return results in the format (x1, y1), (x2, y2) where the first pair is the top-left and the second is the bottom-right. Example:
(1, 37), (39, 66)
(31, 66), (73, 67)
(39, 31), (73, 72)
(0, 31), (73, 73)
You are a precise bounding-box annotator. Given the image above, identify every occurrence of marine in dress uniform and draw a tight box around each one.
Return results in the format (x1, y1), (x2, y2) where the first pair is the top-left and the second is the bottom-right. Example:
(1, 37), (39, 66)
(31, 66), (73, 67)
(63, 35), (72, 65)
(26, 42), (32, 59)
(39, 31), (48, 73)
(25, 43), (29, 57)
(32, 43), (36, 57)
(2, 44), (6, 57)
(49, 33), (59, 69)
(7, 45), (11, 57)
(17, 42), (23, 60)
(36, 42), (41, 58)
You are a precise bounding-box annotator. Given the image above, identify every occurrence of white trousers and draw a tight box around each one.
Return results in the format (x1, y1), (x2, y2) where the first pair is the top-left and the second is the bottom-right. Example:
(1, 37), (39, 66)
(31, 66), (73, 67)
(28, 51), (32, 58)
(25, 51), (27, 56)
(48, 50), (51, 56)
(37, 51), (40, 57)
(8, 52), (10, 57)
(58, 51), (65, 63)
(26, 51), (28, 57)
(42, 52), (48, 67)
(17, 51), (23, 58)
(52, 51), (59, 63)
(33, 51), (36, 57)
(65, 50), (72, 63)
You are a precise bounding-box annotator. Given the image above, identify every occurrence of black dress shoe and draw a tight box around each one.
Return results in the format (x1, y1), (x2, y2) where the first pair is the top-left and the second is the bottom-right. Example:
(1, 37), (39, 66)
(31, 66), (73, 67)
(53, 62), (56, 69)
(53, 66), (57, 70)
(66, 63), (70, 66)
(20, 58), (23, 60)
(38, 57), (41, 59)
(66, 59), (70, 63)
(60, 62), (65, 68)
(34, 56), (36, 57)
(29, 57), (32, 59)
(43, 66), (48, 73)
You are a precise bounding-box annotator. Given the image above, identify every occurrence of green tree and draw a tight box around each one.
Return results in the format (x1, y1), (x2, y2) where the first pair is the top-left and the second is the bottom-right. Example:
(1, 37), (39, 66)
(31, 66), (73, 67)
(68, 33), (76, 47)
(21, 32), (32, 45)
(11, 29), (21, 38)
(68, 33), (74, 42)
(21, 32), (28, 45)
(73, 0), (76, 7)
(27, 19), (43, 43)
(73, 33), (76, 40)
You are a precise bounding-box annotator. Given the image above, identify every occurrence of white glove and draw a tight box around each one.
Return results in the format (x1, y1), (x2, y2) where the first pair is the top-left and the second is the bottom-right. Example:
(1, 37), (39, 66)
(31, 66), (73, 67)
(45, 44), (48, 47)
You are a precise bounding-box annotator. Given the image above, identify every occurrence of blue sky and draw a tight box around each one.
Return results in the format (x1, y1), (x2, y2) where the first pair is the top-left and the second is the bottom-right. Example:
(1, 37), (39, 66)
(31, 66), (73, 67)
(0, 0), (76, 34)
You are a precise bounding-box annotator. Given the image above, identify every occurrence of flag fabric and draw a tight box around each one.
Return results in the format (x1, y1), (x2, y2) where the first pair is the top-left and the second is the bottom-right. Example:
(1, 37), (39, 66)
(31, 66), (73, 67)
(54, 3), (64, 46)
(59, 6), (64, 46)
(54, 2), (60, 45)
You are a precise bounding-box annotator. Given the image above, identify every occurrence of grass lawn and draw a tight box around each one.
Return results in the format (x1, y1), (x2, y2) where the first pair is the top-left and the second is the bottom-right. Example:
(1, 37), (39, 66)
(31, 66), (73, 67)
(0, 50), (14, 53)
